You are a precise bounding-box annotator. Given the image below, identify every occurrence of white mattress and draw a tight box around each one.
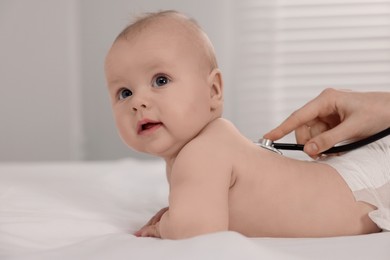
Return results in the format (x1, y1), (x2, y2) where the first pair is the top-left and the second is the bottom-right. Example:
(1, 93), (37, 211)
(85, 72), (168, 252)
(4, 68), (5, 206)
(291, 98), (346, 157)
(1, 159), (389, 260)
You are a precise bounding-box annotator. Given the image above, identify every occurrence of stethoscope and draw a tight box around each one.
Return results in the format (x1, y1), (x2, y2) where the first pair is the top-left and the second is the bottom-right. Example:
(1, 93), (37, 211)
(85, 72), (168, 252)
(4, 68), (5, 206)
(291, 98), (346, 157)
(255, 127), (390, 155)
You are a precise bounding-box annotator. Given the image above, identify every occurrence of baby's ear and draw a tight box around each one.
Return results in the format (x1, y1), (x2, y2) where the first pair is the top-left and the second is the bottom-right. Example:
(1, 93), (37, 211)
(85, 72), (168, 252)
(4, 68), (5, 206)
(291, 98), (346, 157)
(208, 69), (223, 110)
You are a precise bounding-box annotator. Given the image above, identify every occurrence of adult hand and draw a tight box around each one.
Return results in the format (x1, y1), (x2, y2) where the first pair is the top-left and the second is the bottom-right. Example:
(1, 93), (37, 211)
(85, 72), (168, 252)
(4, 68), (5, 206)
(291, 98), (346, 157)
(134, 207), (168, 238)
(264, 88), (390, 156)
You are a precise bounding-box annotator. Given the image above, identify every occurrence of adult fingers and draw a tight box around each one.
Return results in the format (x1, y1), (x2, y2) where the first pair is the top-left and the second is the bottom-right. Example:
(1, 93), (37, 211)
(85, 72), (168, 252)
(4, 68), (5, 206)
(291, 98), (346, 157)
(303, 120), (356, 156)
(264, 97), (327, 141)
(294, 125), (312, 145)
(264, 88), (338, 141)
(295, 120), (330, 144)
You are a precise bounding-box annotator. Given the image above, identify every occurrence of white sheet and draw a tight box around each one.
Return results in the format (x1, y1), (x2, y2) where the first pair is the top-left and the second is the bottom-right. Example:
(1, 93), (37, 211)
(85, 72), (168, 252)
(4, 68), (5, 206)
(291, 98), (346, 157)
(1, 159), (389, 260)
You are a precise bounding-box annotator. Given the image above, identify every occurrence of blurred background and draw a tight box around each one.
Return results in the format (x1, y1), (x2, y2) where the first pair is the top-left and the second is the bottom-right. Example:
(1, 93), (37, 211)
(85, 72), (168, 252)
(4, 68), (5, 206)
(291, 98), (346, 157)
(1, 0), (389, 162)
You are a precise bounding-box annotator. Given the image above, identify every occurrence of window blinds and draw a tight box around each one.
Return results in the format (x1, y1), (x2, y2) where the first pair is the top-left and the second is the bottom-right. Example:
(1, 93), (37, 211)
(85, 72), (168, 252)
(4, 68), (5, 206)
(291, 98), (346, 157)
(233, 0), (390, 144)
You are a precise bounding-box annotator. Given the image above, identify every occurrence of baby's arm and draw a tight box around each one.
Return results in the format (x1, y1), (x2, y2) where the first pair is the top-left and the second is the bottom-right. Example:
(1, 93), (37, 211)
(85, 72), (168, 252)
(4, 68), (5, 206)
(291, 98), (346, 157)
(158, 137), (233, 239)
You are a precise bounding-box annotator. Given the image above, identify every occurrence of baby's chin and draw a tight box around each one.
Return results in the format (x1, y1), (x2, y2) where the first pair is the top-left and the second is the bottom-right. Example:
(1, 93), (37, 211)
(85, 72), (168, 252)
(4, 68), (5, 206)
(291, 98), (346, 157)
(126, 143), (174, 158)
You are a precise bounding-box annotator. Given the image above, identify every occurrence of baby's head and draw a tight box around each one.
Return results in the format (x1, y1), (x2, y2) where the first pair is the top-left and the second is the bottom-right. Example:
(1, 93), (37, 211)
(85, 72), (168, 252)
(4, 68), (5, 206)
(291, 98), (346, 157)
(116, 10), (218, 72)
(105, 10), (224, 157)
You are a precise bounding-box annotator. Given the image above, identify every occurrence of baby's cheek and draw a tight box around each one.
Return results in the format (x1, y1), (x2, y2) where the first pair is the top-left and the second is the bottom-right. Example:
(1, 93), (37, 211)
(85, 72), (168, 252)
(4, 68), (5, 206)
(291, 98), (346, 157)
(116, 119), (135, 146)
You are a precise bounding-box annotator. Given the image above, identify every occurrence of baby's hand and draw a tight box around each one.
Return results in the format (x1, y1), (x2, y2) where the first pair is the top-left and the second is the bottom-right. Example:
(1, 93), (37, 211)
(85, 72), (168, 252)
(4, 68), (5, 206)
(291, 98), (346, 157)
(134, 207), (168, 238)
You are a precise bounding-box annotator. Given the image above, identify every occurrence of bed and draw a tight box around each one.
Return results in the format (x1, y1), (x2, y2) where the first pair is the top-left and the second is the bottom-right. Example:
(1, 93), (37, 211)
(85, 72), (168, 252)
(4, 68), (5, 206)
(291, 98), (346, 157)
(1, 159), (389, 260)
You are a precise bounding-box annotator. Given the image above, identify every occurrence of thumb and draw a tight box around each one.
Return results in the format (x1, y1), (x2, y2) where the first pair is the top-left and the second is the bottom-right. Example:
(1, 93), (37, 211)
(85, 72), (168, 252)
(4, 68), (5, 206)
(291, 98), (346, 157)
(303, 123), (354, 156)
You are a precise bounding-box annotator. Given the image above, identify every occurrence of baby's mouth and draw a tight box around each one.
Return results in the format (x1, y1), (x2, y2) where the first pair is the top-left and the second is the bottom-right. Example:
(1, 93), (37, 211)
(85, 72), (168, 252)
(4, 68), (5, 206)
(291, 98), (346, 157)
(137, 119), (163, 135)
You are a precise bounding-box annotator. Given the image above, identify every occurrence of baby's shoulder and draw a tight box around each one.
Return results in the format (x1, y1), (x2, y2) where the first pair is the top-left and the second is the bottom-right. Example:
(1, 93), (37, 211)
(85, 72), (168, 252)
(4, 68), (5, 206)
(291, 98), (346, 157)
(177, 118), (245, 162)
(181, 119), (226, 152)
(170, 119), (236, 180)
(199, 118), (240, 140)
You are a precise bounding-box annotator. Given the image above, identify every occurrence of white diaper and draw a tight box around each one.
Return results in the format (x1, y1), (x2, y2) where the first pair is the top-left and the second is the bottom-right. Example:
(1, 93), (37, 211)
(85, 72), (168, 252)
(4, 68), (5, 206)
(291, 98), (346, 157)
(318, 136), (390, 231)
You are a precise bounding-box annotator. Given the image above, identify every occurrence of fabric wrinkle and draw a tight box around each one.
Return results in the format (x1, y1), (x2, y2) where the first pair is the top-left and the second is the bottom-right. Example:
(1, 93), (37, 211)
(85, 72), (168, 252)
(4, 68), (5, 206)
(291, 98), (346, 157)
(319, 136), (390, 231)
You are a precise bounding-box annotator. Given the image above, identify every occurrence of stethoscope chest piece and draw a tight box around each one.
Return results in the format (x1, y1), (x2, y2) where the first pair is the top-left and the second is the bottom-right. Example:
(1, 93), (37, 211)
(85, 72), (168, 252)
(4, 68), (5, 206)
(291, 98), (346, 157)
(255, 138), (283, 155)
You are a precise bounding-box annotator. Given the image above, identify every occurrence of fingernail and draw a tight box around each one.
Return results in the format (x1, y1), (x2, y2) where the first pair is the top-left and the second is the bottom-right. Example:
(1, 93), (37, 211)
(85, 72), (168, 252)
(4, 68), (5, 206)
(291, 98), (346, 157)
(307, 143), (318, 154)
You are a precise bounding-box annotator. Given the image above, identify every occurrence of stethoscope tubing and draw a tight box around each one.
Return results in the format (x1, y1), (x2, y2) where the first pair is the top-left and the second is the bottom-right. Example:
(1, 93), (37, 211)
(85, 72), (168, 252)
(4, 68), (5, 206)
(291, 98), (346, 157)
(262, 127), (390, 154)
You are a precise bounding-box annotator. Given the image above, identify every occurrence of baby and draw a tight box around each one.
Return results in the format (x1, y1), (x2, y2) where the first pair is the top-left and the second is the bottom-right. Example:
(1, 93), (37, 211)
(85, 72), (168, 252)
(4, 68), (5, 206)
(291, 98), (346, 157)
(104, 10), (389, 239)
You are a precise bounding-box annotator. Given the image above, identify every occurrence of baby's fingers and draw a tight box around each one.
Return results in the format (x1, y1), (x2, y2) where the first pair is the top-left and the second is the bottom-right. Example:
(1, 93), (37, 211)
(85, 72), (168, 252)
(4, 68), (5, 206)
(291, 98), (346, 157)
(141, 207), (169, 230)
(134, 224), (160, 238)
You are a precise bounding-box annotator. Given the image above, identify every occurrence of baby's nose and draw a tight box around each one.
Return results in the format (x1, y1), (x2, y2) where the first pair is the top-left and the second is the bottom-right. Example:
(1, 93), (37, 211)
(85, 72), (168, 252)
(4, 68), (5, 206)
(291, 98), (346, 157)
(131, 93), (149, 112)
(132, 103), (147, 112)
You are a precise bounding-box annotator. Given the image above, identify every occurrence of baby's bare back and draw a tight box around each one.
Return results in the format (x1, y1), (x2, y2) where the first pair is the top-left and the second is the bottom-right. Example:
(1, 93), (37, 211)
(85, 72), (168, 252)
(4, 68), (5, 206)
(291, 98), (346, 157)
(214, 119), (380, 237)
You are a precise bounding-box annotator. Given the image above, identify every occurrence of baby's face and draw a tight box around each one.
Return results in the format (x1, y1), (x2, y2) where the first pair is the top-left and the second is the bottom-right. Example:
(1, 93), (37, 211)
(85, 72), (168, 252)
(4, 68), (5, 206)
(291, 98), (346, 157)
(105, 22), (215, 158)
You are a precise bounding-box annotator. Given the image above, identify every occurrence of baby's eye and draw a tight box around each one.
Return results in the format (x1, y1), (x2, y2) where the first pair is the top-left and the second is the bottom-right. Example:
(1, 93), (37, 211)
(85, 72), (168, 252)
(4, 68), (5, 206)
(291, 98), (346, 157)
(118, 88), (132, 100)
(152, 75), (170, 88)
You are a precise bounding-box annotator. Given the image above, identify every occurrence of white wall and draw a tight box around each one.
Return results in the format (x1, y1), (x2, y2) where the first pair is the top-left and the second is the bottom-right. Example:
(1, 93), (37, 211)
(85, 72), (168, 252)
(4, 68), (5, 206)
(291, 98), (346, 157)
(0, 0), (82, 161)
(0, 0), (234, 161)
